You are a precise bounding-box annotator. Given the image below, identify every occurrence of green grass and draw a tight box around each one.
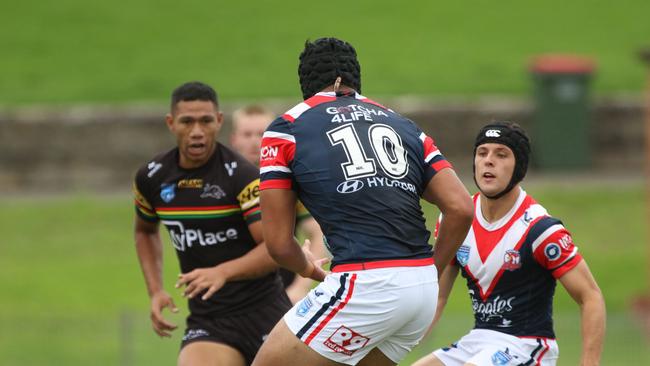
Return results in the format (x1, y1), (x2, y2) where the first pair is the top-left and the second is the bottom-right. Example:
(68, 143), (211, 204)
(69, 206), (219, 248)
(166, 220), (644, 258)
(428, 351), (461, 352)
(0, 185), (648, 365)
(2, 0), (649, 105)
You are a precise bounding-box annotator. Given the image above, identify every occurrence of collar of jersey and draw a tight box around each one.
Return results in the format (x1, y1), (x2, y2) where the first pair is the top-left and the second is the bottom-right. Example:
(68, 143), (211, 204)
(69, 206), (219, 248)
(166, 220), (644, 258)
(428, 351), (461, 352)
(315, 91), (363, 98)
(475, 187), (526, 231)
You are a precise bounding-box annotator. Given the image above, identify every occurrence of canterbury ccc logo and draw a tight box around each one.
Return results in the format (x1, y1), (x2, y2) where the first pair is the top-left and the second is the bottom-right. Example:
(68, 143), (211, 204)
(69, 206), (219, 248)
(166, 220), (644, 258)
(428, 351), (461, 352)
(337, 180), (364, 194)
(485, 129), (501, 137)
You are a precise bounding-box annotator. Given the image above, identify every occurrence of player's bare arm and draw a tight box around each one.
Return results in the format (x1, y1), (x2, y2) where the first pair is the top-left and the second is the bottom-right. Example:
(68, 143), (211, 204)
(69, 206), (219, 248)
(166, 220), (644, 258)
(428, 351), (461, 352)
(134, 216), (178, 337)
(559, 259), (606, 366)
(422, 168), (473, 276)
(175, 220), (280, 300)
(261, 188), (328, 282)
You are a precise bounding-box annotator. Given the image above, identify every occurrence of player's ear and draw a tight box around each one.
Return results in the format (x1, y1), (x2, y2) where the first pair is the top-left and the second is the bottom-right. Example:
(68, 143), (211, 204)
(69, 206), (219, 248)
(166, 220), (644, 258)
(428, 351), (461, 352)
(165, 113), (174, 131)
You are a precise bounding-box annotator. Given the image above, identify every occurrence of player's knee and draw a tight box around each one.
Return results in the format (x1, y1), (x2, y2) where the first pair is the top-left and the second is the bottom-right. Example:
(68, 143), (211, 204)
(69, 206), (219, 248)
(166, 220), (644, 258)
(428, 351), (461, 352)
(178, 341), (246, 366)
(412, 354), (446, 366)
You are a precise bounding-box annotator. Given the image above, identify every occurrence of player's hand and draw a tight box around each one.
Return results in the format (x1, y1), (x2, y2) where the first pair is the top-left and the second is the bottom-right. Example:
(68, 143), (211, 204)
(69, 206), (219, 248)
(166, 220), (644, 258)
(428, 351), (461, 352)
(150, 291), (178, 337)
(175, 267), (227, 301)
(300, 239), (330, 282)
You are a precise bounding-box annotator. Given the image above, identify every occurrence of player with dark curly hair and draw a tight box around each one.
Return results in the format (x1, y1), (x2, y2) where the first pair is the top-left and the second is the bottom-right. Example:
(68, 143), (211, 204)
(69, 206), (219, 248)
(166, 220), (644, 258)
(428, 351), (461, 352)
(252, 37), (474, 366)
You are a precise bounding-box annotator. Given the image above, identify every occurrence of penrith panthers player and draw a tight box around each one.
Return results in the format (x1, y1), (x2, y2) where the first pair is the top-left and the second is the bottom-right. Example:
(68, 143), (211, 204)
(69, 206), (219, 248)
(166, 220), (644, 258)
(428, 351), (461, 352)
(133, 81), (290, 366)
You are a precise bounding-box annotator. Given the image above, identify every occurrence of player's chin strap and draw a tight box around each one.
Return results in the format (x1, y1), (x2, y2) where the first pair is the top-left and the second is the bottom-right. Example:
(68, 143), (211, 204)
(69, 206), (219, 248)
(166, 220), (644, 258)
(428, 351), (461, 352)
(474, 174), (519, 200)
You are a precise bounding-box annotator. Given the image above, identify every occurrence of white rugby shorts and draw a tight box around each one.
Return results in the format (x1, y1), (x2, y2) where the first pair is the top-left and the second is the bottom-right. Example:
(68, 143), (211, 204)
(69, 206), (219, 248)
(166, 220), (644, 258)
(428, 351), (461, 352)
(284, 262), (438, 365)
(433, 328), (559, 366)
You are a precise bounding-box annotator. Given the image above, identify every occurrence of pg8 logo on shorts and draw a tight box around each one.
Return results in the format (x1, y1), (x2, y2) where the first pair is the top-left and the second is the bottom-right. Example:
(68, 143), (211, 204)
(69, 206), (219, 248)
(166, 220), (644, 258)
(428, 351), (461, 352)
(323, 325), (370, 356)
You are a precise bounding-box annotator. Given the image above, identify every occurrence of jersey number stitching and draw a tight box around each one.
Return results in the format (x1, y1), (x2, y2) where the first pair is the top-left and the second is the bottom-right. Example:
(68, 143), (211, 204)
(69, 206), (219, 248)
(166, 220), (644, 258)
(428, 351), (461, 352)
(326, 123), (409, 180)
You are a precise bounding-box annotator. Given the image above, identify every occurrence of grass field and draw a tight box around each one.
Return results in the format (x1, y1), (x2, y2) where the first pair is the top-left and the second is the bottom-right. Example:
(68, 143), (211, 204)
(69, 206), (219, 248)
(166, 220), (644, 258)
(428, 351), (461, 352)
(2, 1), (649, 105)
(0, 184), (647, 365)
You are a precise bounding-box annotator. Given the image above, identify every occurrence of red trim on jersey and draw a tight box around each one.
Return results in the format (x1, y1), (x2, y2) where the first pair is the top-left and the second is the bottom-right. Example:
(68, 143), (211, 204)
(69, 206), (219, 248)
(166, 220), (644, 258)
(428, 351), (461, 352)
(331, 257), (434, 272)
(259, 137), (296, 168)
(465, 215), (547, 301)
(474, 195), (535, 263)
(358, 97), (388, 110)
(422, 135), (437, 158)
(281, 113), (296, 123)
(551, 253), (583, 278)
(260, 179), (292, 190)
(304, 273), (357, 345)
(243, 206), (261, 217)
(134, 200), (155, 214)
(281, 95), (337, 123)
(156, 204), (239, 211)
(305, 94), (337, 107)
(431, 160), (452, 172)
(532, 228), (582, 279)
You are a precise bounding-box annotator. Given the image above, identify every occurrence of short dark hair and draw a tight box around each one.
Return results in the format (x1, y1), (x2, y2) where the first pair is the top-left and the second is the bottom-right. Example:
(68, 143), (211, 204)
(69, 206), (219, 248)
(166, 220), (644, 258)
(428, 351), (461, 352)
(171, 81), (219, 110)
(298, 37), (361, 100)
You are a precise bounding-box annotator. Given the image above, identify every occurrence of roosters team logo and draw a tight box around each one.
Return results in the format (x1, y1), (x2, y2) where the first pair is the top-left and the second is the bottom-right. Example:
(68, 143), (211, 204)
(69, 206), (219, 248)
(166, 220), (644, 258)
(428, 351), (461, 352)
(503, 249), (521, 271)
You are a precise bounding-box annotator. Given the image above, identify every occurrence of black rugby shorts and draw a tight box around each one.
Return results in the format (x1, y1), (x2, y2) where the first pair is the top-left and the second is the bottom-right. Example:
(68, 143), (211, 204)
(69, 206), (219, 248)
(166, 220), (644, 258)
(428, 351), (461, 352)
(180, 293), (291, 365)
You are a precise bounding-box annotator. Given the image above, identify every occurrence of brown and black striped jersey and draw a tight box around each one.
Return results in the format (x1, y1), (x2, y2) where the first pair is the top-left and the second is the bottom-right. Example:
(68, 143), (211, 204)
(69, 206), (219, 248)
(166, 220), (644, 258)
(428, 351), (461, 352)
(134, 143), (284, 316)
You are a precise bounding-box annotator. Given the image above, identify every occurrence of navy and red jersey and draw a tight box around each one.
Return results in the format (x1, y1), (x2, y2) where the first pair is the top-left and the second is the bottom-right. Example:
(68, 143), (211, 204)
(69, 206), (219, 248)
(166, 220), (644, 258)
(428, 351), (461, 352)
(133, 144), (284, 316)
(259, 91), (452, 269)
(444, 189), (582, 338)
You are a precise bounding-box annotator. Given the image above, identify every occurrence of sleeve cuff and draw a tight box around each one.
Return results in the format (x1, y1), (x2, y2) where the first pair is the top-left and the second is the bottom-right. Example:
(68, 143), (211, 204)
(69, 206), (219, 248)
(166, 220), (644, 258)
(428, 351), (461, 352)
(552, 254), (583, 279)
(260, 179), (292, 190)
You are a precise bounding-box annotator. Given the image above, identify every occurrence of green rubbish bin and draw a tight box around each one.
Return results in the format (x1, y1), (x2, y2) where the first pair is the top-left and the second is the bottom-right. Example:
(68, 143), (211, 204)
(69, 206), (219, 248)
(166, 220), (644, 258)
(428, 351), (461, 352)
(530, 55), (596, 169)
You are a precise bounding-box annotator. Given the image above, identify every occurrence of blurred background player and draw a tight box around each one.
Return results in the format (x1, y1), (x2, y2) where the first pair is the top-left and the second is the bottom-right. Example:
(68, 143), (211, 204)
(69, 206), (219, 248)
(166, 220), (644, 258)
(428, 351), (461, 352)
(132, 81), (291, 366)
(252, 37), (474, 366)
(412, 122), (606, 366)
(230, 104), (328, 303)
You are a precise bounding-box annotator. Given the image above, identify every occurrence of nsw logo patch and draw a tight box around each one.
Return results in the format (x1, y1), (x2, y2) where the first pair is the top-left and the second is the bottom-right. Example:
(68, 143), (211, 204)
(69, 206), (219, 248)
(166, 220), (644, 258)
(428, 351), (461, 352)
(491, 349), (512, 365)
(456, 245), (470, 266)
(296, 297), (313, 317)
(160, 183), (176, 203)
